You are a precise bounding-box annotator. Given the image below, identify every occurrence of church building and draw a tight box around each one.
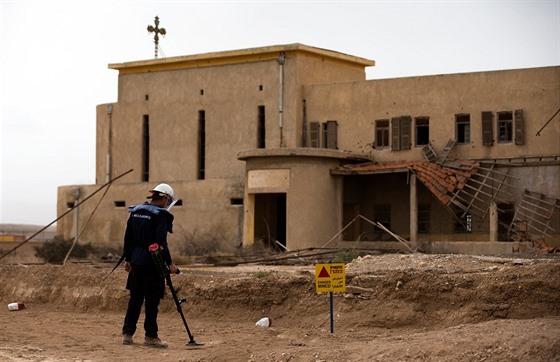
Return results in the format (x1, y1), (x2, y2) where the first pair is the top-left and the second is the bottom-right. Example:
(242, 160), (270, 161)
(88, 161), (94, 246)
(57, 43), (560, 254)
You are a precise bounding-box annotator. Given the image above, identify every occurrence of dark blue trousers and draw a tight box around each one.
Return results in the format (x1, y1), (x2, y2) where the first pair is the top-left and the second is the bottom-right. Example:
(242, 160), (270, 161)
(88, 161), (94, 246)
(122, 264), (165, 338)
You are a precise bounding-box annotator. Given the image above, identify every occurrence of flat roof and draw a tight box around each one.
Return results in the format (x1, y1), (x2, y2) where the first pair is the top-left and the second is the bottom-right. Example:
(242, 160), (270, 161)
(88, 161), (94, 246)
(109, 43), (375, 74)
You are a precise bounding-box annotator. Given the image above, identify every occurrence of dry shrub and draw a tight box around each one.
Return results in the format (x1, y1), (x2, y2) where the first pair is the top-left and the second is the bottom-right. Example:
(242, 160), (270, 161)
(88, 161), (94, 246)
(174, 225), (238, 258)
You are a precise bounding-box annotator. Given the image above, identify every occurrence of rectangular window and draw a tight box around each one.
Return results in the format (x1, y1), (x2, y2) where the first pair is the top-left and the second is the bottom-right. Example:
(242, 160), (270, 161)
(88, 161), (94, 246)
(498, 111), (513, 143)
(497, 202), (515, 241)
(258, 106), (265, 148)
(418, 204), (431, 233)
(453, 207), (472, 233)
(198, 110), (205, 180)
(142, 115), (150, 182)
(456, 114), (471, 144)
(482, 111), (494, 146)
(375, 120), (390, 148)
(310, 122), (321, 148)
(415, 117), (430, 146)
(323, 120), (338, 149)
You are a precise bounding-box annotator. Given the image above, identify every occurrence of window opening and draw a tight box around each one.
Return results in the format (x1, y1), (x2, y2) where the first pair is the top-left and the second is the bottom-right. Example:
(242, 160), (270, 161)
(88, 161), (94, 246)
(454, 207), (472, 233)
(142, 115), (150, 182)
(375, 120), (389, 148)
(456, 114), (471, 144)
(498, 111), (513, 143)
(198, 110), (205, 180)
(323, 120), (338, 149)
(114, 201), (126, 207)
(415, 117), (430, 146)
(230, 198), (243, 205)
(258, 106), (265, 148)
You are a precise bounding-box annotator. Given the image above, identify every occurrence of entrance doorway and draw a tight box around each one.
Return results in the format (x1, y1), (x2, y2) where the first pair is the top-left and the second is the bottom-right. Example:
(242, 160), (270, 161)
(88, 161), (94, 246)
(254, 193), (286, 250)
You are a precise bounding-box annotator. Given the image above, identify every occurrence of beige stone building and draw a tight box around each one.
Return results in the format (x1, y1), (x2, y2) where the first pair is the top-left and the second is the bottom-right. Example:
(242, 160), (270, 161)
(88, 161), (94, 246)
(57, 44), (560, 254)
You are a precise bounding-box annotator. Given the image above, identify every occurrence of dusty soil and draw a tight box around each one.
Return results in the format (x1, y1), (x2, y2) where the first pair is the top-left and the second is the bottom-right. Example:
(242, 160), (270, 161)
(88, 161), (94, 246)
(1, 253), (559, 362)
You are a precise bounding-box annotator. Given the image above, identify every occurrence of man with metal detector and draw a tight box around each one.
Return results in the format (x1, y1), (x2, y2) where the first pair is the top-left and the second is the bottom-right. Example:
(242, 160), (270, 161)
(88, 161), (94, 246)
(121, 183), (178, 348)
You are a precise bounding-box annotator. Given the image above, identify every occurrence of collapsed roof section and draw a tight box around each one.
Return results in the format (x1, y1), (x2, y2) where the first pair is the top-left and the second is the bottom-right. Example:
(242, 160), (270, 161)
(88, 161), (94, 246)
(333, 160), (480, 207)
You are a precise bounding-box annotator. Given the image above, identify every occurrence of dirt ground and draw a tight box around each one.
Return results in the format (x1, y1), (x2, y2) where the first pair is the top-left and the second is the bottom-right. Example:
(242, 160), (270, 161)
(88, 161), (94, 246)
(1, 252), (559, 362)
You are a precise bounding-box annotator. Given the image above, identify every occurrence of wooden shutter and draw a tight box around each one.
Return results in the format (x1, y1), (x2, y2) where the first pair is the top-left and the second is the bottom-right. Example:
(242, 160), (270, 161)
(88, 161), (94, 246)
(400, 116), (411, 150)
(482, 111), (494, 146)
(310, 122), (320, 148)
(325, 120), (338, 149)
(515, 109), (524, 145)
(391, 117), (401, 151)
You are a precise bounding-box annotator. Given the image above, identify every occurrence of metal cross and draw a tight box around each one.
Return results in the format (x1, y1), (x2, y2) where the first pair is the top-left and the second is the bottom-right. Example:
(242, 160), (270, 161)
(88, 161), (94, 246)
(147, 16), (166, 58)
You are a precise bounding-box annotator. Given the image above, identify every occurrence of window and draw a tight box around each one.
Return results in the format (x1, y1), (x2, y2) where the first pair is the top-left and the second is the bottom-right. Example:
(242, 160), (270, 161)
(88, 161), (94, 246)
(375, 120), (389, 148)
(142, 115), (150, 182)
(418, 204), (431, 233)
(391, 116), (411, 151)
(323, 120), (338, 149)
(114, 201), (126, 207)
(415, 117), (430, 146)
(258, 106), (265, 148)
(198, 110), (205, 180)
(497, 202), (515, 241)
(454, 209), (472, 233)
(230, 198), (243, 205)
(498, 111), (513, 143)
(456, 114), (471, 144)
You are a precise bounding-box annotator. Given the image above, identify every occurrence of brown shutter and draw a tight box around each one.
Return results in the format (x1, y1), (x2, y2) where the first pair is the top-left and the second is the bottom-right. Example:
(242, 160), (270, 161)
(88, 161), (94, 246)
(515, 109), (524, 145)
(400, 116), (411, 150)
(310, 122), (320, 148)
(391, 117), (401, 151)
(325, 120), (338, 149)
(482, 111), (494, 146)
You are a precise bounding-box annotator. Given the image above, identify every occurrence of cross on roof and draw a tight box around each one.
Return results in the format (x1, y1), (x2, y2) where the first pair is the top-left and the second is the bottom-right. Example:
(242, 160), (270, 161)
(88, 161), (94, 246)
(147, 16), (166, 58)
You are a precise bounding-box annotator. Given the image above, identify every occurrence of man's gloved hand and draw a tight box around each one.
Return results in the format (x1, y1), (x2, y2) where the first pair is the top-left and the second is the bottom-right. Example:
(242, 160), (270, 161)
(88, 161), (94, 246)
(168, 263), (179, 274)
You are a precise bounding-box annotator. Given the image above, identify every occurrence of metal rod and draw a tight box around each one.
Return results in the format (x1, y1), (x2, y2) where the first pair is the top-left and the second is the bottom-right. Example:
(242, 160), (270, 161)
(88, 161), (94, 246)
(0, 169), (133, 260)
(536, 108), (560, 136)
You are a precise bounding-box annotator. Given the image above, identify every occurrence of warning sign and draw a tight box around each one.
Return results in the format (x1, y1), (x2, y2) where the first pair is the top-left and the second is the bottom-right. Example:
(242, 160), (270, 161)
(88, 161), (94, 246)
(315, 263), (346, 293)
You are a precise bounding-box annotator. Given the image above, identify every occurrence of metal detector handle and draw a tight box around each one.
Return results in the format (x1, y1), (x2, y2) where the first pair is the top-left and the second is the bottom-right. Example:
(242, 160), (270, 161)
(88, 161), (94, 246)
(148, 243), (168, 278)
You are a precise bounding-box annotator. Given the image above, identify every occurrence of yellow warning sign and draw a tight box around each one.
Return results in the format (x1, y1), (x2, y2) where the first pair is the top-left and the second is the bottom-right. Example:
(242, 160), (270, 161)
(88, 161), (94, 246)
(315, 263), (346, 293)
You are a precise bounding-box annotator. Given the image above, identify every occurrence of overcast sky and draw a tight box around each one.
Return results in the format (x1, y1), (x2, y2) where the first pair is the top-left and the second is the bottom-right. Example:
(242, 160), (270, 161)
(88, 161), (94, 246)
(1, 1), (559, 226)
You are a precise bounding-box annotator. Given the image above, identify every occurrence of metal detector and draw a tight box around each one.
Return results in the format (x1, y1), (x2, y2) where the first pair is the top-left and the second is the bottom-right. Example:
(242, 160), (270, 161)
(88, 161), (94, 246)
(149, 243), (205, 348)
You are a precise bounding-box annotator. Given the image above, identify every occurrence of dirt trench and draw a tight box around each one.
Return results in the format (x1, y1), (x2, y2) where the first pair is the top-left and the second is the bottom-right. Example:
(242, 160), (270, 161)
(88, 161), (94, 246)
(1, 253), (559, 361)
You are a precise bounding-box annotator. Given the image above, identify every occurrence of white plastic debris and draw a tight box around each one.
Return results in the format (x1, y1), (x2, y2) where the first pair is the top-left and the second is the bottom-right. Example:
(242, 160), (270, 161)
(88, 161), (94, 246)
(255, 317), (272, 327)
(8, 302), (25, 311)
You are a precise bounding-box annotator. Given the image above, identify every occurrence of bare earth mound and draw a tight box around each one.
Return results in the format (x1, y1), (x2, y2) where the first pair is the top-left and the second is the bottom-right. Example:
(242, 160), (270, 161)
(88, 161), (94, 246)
(1, 253), (559, 361)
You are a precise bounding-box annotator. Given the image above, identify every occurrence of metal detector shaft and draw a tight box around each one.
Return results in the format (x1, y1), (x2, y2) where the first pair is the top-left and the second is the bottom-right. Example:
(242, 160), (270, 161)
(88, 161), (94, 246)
(164, 273), (197, 343)
(149, 244), (203, 346)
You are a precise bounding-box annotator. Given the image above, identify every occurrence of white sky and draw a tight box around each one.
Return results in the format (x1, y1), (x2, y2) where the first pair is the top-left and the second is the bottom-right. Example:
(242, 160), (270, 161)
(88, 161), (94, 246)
(1, 1), (559, 226)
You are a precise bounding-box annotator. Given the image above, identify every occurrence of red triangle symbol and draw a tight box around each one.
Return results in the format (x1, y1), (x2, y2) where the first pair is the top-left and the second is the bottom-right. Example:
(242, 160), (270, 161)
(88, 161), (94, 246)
(318, 266), (330, 278)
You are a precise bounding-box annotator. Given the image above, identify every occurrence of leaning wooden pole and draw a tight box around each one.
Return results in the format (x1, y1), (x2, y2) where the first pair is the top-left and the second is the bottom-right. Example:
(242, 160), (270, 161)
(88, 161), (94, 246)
(0, 169), (133, 261)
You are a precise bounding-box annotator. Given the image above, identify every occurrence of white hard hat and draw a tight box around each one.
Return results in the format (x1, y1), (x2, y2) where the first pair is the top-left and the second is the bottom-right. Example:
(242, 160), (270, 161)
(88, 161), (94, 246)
(149, 183), (175, 201)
